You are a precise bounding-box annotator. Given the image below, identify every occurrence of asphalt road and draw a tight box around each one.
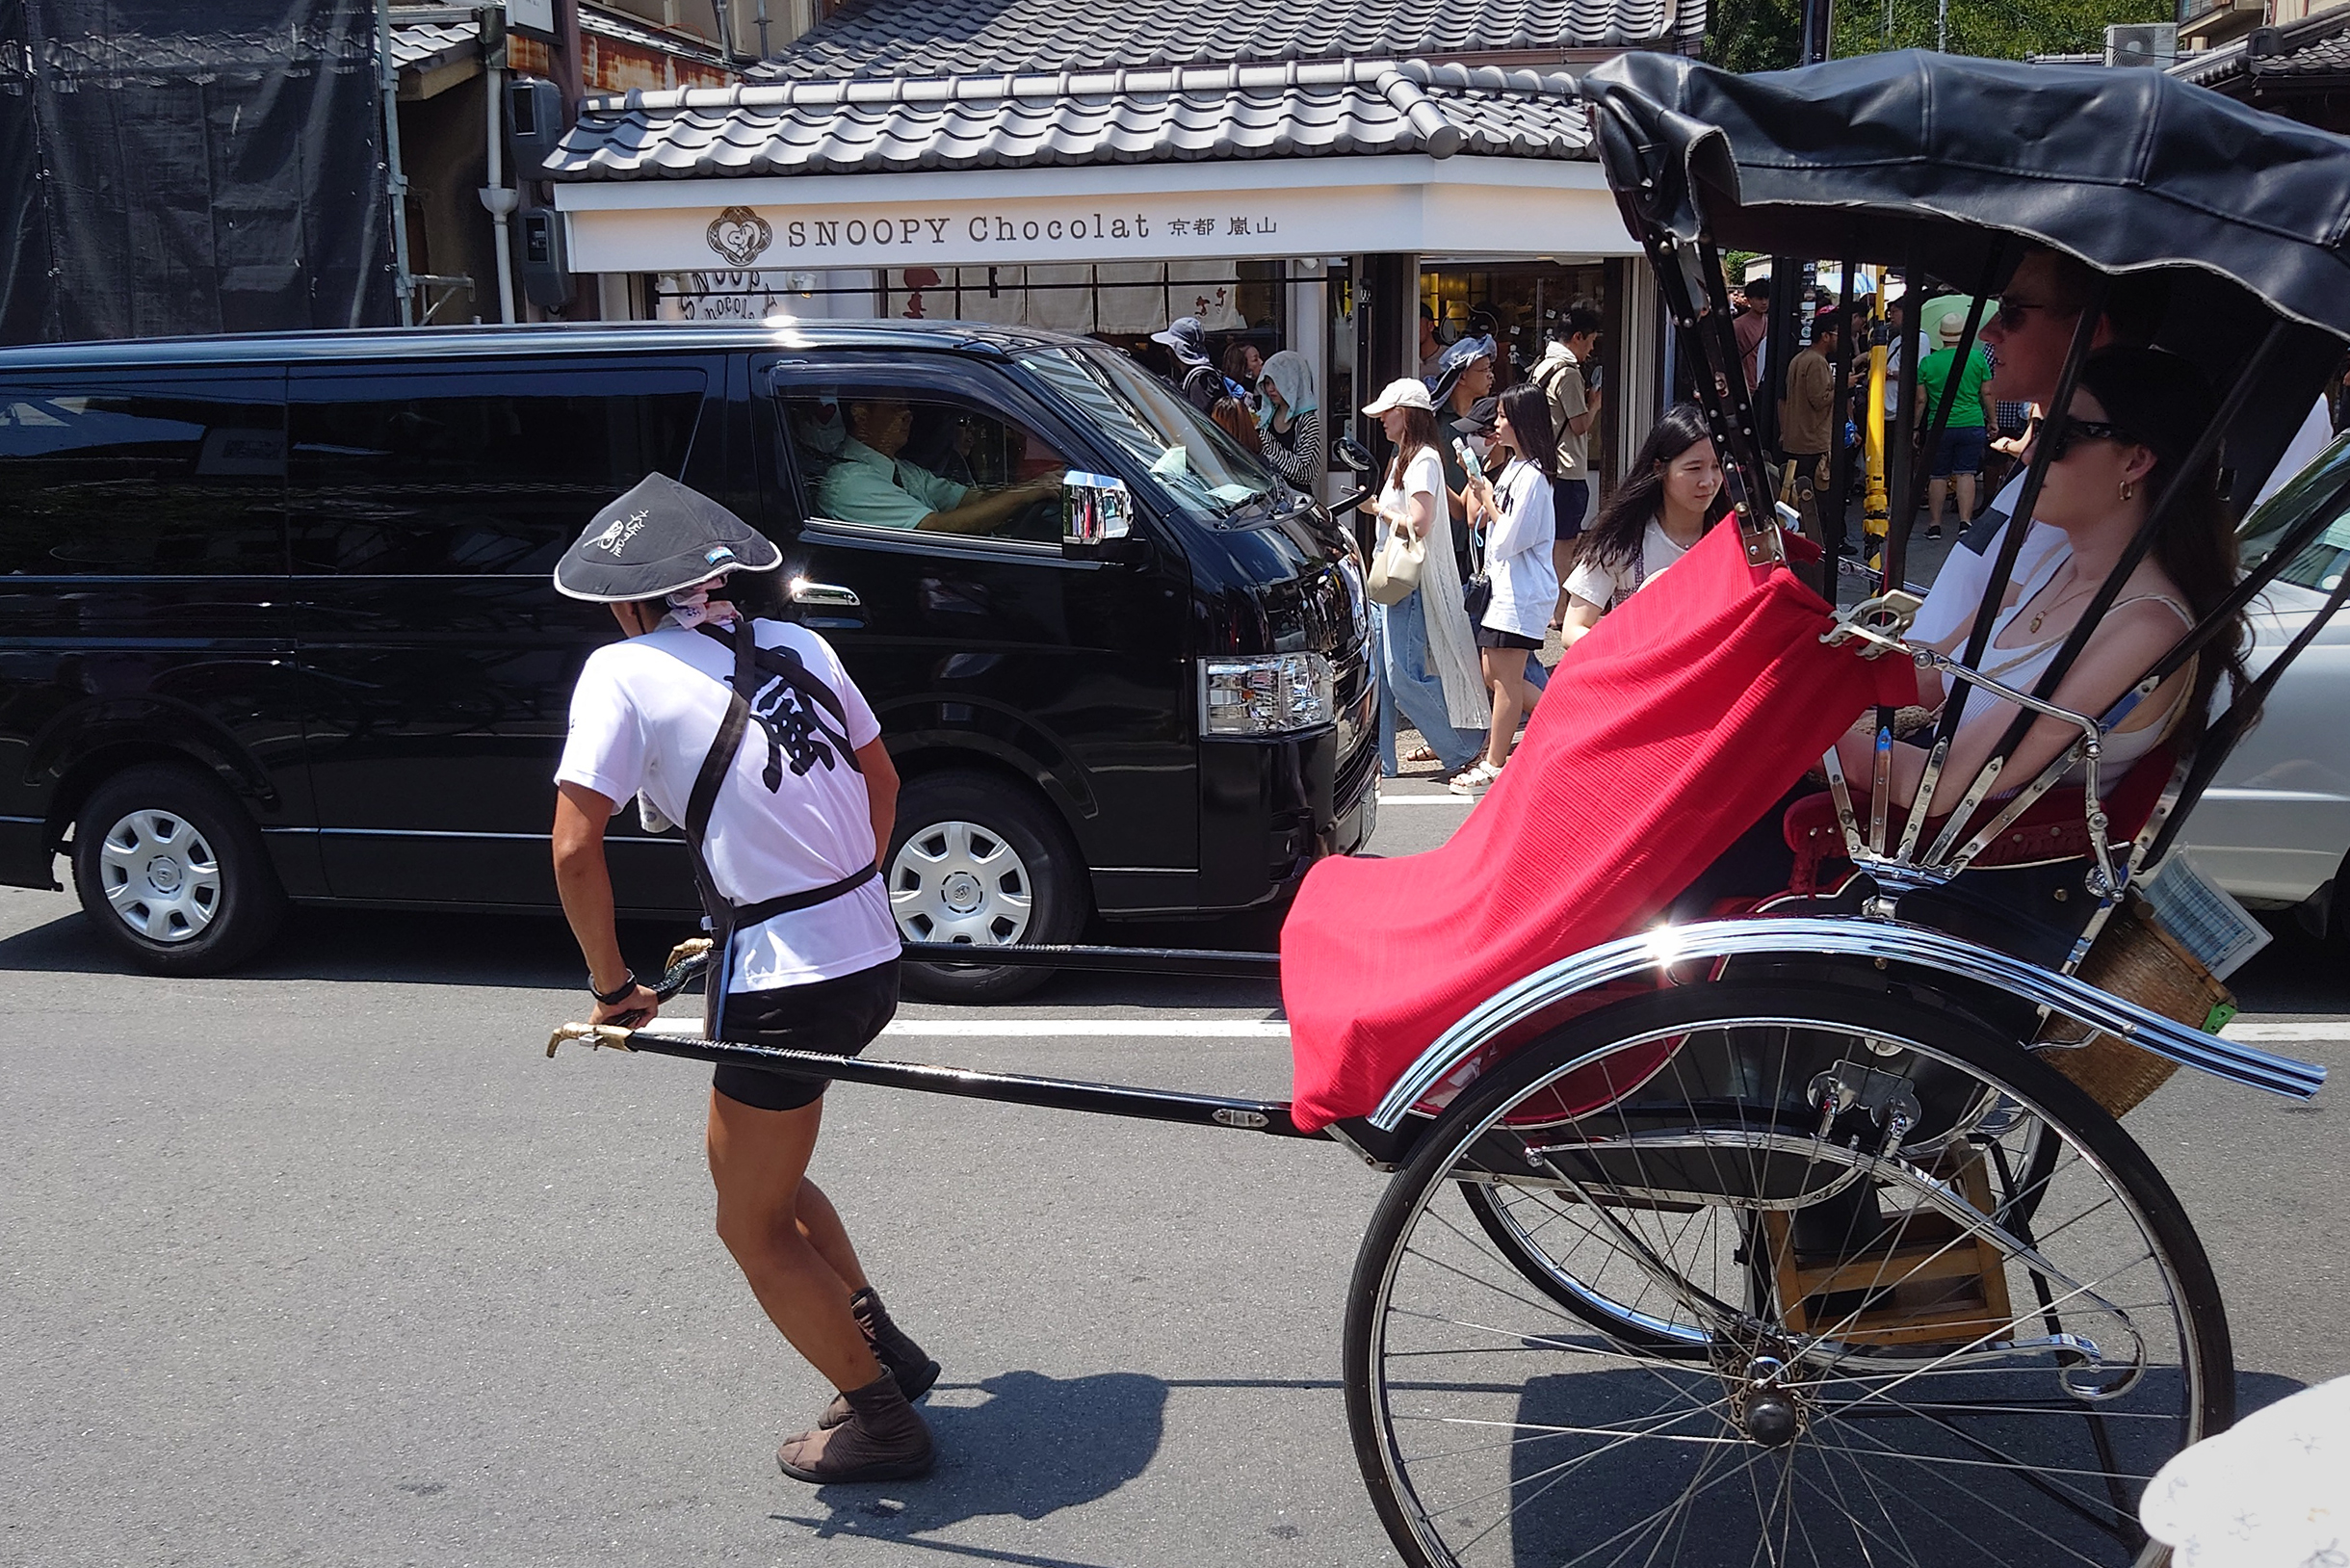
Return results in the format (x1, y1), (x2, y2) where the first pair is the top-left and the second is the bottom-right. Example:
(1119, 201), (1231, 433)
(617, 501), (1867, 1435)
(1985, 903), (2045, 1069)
(4, 783), (2344, 1568)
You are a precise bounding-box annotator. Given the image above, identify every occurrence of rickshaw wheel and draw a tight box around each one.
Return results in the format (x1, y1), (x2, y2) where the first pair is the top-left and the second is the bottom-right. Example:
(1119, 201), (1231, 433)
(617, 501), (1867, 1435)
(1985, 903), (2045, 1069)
(1344, 980), (2229, 1568)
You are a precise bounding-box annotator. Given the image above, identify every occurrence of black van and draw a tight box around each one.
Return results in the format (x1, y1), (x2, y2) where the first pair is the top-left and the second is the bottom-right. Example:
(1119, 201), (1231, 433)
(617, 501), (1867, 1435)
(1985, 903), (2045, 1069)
(0, 322), (1376, 995)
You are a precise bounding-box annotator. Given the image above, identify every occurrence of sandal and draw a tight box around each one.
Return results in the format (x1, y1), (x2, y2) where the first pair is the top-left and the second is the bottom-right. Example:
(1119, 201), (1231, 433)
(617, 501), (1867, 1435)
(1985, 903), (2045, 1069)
(1448, 761), (1501, 796)
(1403, 745), (1440, 765)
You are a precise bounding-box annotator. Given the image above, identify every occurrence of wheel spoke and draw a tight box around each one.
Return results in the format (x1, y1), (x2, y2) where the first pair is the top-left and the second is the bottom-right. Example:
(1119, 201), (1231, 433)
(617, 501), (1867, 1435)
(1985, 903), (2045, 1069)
(1355, 998), (2207, 1568)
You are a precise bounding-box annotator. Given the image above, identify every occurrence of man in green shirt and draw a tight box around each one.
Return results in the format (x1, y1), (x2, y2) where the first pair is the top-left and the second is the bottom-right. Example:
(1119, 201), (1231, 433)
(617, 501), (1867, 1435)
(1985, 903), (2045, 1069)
(1917, 312), (1996, 538)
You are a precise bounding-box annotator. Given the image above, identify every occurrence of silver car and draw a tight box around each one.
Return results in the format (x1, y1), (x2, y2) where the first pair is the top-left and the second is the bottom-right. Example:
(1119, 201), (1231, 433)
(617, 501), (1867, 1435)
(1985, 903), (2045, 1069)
(2178, 439), (2350, 943)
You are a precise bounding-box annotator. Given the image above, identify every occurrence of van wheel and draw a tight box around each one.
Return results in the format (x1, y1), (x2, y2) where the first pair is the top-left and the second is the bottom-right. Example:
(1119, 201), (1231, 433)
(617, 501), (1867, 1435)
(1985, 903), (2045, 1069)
(887, 771), (1086, 1003)
(71, 764), (287, 976)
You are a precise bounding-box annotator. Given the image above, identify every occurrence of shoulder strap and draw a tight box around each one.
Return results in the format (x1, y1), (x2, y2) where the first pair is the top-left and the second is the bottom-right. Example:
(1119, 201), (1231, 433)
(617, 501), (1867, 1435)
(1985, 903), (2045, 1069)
(685, 620), (756, 847)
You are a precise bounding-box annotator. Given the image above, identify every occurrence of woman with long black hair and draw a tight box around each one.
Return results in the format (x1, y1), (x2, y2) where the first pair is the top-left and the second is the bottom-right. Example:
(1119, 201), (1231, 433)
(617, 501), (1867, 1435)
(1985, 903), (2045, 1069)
(1558, 403), (1732, 648)
(1453, 384), (1560, 793)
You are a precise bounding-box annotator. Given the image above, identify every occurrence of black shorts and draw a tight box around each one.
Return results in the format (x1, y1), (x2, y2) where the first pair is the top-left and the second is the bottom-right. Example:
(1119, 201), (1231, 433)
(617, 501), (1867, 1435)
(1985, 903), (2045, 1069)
(1475, 625), (1543, 650)
(1554, 475), (1591, 541)
(710, 958), (901, 1112)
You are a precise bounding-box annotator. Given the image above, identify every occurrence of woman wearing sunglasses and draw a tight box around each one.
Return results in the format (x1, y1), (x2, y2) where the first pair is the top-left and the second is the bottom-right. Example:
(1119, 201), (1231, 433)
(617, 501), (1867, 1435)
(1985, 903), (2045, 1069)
(1835, 345), (2249, 813)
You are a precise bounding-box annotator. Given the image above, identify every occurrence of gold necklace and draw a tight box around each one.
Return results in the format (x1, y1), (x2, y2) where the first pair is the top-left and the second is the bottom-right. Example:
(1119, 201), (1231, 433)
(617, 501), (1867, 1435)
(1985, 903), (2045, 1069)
(2026, 569), (2095, 635)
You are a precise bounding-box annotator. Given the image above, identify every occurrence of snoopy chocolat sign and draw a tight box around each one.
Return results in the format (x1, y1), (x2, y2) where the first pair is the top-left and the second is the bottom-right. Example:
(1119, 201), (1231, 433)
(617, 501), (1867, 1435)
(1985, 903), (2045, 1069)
(689, 200), (1291, 270)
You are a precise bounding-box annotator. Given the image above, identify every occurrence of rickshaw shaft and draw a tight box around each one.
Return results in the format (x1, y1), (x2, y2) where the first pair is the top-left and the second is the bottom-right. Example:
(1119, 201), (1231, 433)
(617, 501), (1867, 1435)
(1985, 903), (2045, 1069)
(611, 1030), (1323, 1138)
(899, 941), (1281, 980)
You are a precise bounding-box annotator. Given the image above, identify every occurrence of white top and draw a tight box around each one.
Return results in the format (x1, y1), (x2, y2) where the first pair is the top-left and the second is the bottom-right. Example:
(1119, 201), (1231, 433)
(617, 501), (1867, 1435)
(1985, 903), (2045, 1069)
(1480, 458), (1559, 640)
(1909, 471), (2072, 647)
(1969, 551), (2195, 779)
(1564, 517), (1691, 613)
(556, 618), (898, 991)
(1381, 446), (1488, 728)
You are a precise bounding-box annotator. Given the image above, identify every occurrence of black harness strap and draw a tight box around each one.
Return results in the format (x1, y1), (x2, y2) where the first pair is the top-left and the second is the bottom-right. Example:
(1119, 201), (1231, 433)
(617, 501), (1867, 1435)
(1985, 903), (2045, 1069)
(674, 619), (878, 1032)
(732, 863), (880, 931)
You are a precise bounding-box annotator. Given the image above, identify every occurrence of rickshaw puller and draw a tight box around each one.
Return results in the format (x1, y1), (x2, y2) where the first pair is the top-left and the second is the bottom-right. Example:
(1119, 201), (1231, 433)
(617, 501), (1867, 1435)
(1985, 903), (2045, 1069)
(548, 473), (938, 1485)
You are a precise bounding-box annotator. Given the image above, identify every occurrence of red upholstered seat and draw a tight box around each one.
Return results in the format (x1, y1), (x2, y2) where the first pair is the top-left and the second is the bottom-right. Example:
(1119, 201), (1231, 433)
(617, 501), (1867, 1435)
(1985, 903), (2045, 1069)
(1780, 745), (2179, 897)
(1281, 525), (1917, 1134)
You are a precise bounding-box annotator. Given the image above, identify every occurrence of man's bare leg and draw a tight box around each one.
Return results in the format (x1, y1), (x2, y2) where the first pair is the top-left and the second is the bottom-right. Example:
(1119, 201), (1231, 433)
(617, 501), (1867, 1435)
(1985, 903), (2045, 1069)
(1956, 472), (1978, 524)
(1927, 476), (1949, 534)
(794, 1178), (870, 1294)
(708, 1090), (881, 1393)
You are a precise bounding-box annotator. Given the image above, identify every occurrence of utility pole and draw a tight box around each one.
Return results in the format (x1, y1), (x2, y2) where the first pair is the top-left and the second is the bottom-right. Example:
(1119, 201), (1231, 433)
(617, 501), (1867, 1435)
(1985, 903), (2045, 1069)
(1800, 0), (1835, 64)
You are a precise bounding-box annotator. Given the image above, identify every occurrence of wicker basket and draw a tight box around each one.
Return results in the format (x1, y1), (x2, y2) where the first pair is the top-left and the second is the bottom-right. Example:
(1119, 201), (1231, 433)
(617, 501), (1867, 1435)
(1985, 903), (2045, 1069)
(2038, 897), (2234, 1118)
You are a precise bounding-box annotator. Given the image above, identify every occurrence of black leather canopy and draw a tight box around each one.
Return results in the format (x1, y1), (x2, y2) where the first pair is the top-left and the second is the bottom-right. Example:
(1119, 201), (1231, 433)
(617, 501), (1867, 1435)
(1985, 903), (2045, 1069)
(1583, 49), (2350, 345)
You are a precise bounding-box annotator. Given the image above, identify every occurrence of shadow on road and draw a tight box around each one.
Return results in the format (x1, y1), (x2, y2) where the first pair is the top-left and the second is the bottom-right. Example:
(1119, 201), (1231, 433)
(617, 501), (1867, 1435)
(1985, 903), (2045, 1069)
(768, 1369), (1166, 1559)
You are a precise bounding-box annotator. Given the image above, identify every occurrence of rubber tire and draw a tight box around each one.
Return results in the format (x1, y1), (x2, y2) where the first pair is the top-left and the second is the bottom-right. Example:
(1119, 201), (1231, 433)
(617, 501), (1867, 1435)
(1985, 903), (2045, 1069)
(887, 770), (1088, 1003)
(71, 763), (288, 977)
(1343, 979), (2232, 1568)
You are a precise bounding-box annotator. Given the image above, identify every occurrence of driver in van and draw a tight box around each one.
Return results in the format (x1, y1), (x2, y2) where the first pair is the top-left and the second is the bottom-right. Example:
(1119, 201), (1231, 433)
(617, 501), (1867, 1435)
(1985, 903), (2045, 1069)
(821, 397), (1062, 535)
(548, 473), (940, 1488)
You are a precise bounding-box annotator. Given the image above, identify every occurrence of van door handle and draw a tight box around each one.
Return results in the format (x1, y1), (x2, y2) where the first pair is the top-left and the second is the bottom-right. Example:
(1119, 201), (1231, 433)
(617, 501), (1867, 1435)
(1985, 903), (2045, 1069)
(790, 579), (861, 610)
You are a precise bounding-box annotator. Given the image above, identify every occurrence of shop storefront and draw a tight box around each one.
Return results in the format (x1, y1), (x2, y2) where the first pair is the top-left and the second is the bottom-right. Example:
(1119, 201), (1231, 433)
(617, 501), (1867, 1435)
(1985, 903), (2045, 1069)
(544, 29), (1699, 485)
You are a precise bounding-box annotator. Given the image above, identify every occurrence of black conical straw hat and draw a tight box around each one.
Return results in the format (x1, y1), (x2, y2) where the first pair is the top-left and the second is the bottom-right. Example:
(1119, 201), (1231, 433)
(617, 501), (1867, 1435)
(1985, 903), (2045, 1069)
(553, 472), (782, 603)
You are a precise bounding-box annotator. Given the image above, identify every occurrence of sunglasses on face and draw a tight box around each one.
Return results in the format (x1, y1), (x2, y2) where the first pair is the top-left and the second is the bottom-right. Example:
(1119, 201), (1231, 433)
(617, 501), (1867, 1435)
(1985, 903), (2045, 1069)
(1991, 296), (2066, 332)
(2041, 416), (2139, 461)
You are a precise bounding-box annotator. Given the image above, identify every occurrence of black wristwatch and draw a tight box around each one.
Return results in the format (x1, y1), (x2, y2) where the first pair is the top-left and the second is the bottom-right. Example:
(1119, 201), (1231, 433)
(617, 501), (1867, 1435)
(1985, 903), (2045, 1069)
(590, 970), (640, 1006)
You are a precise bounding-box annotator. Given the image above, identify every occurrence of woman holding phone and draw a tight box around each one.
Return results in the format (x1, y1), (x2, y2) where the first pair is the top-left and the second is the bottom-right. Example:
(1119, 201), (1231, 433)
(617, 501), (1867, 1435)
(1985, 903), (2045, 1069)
(1453, 386), (1561, 794)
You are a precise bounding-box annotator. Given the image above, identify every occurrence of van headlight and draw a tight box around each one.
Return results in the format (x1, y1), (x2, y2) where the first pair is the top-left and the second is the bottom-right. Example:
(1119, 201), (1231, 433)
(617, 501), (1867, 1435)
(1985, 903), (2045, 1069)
(1199, 652), (1336, 737)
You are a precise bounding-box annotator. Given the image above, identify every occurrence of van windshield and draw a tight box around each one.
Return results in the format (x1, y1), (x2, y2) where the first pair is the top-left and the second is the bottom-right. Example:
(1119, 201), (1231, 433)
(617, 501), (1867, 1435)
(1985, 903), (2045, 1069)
(1015, 346), (1278, 525)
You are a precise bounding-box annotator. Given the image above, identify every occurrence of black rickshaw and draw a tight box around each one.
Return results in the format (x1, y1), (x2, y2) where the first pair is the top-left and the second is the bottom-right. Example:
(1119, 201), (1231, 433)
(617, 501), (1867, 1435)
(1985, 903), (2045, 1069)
(546, 49), (2349, 1567)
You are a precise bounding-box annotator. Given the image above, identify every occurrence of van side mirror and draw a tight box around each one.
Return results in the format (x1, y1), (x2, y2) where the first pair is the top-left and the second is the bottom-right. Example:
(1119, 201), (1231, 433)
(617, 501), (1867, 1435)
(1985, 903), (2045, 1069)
(1062, 471), (1135, 546)
(1335, 435), (1374, 474)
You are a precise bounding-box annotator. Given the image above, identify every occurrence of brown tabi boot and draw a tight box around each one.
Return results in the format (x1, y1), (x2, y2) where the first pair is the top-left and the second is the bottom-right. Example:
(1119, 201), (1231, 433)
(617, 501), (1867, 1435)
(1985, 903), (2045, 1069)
(817, 1288), (942, 1428)
(777, 1372), (934, 1484)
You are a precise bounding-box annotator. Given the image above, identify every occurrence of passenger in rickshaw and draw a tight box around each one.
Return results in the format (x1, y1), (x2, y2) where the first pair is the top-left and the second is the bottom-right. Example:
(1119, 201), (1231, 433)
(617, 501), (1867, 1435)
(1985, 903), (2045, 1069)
(1556, 403), (1729, 647)
(1831, 344), (2246, 816)
(1906, 252), (2171, 646)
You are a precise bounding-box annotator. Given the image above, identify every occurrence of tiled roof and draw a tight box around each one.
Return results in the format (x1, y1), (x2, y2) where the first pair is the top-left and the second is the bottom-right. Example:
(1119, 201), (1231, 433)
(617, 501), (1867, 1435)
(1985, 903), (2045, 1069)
(753, 0), (1696, 79)
(544, 56), (1589, 180)
(388, 18), (480, 73)
(2172, 4), (2350, 89)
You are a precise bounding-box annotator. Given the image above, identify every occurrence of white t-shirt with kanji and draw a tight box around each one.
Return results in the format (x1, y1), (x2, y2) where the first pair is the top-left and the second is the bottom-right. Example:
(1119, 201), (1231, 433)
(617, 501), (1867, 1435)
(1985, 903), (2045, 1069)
(556, 618), (898, 991)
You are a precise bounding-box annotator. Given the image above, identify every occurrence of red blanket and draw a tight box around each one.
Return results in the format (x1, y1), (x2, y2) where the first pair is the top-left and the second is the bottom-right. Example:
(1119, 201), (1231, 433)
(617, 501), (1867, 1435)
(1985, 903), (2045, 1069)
(1282, 525), (1917, 1133)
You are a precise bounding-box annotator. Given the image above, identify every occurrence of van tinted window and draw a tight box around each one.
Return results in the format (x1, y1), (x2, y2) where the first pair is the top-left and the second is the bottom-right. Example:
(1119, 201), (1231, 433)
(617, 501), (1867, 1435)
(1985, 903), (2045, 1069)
(0, 379), (285, 575)
(783, 386), (1068, 543)
(288, 365), (706, 574)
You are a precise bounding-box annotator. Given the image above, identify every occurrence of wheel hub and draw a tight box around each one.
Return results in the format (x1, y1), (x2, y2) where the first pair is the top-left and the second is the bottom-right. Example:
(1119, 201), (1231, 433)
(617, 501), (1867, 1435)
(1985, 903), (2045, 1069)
(1728, 1355), (1808, 1449)
(940, 870), (984, 914)
(96, 807), (222, 944)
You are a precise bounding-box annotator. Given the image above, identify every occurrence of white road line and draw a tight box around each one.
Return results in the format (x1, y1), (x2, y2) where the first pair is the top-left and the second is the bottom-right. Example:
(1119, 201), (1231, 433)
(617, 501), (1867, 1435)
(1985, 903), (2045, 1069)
(1377, 794), (1475, 806)
(2221, 1020), (2350, 1044)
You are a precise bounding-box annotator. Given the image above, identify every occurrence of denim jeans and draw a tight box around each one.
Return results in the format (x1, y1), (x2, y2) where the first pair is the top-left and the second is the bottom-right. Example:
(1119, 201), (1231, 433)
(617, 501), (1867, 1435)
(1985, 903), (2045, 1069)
(1372, 588), (1483, 775)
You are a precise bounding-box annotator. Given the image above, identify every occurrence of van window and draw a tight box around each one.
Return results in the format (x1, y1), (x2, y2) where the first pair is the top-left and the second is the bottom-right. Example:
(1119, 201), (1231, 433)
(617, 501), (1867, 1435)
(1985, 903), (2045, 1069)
(1013, 345), (1277, 526)
(785, 388), (1069, 543)
(0, 380), (286, 575)
(288, 366), (706, 574)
